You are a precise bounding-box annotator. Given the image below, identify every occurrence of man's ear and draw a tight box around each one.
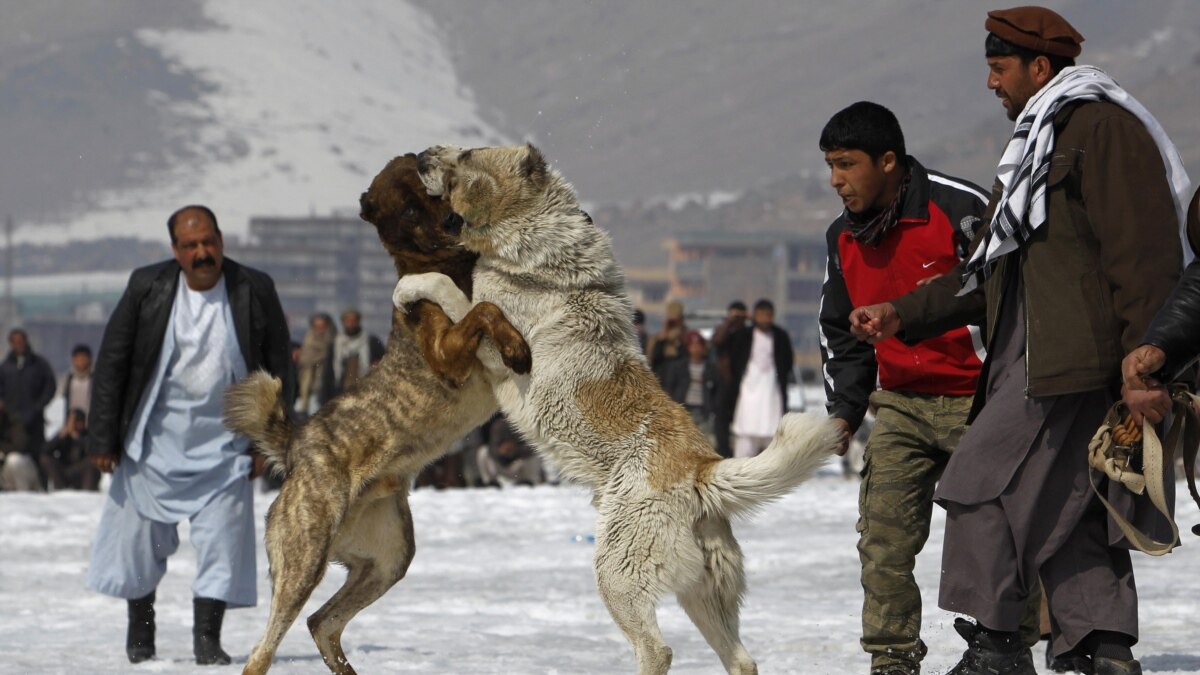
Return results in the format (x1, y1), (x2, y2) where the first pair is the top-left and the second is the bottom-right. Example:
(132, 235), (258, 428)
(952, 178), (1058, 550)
(1030, 54), (1055, 88)
(880, 150), (899, 174)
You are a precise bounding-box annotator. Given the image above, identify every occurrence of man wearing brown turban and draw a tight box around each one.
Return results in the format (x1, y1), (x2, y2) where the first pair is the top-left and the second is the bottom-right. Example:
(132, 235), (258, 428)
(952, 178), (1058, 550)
(847, 6), (1192, 675)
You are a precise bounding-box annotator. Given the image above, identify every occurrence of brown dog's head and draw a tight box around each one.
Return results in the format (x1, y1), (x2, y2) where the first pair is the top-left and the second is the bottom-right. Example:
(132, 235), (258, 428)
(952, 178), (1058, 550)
(359, 154), (478, 287)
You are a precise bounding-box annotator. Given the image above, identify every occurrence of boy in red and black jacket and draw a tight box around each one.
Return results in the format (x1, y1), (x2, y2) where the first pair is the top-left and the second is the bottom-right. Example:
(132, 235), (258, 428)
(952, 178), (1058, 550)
(816, 101), (994, 675)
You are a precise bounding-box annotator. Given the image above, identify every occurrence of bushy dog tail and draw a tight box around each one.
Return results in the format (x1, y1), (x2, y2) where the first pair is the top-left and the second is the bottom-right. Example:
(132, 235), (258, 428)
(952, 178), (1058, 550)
(224, 370), (294, 476)
(700, 411), (840, 517)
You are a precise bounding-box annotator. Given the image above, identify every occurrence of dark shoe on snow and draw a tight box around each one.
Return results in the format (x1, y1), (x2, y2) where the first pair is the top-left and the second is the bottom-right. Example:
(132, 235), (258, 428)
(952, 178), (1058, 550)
(946, 618), (1037, 675)
(126, 591), (156, 664)
(193, 597), (232, 665)
(1046, 640), (1094, 674)
(1094, 657), (1142, 675)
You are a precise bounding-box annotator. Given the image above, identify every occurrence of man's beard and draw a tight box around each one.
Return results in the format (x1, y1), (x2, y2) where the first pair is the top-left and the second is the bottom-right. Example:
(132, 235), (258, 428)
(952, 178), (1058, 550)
(344, 326), (362, 337)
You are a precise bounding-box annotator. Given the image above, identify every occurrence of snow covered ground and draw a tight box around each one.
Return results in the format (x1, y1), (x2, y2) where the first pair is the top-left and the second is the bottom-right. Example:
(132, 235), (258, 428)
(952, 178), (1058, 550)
(3, 470), (1200, 674)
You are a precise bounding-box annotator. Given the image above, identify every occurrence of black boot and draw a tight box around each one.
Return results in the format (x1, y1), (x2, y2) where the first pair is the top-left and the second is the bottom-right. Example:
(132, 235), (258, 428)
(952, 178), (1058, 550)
(1094, 656), (1142, 675)
(1046, 640), (1094, 674)
(193, 597), (232, 665)
(126, 591), (156, 663)
(947, 618), (1037, 675)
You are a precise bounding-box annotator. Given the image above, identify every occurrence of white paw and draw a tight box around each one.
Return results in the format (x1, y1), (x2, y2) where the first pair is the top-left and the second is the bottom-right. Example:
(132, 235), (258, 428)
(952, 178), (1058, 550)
(392, 272), (469, 319)
(392, 273), (446, 310)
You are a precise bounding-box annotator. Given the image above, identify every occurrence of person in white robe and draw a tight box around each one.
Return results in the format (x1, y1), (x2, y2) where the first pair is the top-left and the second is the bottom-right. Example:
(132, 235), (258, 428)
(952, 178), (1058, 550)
(84, 206), (292, 665)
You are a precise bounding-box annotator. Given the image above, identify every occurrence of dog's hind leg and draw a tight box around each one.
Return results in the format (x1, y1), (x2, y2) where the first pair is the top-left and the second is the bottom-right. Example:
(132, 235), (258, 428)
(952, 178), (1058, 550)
(244, 476), (347, 675)
(594, 513), (674, 675)
(308, 491), (416, 675)
(675, 516), (757, 675)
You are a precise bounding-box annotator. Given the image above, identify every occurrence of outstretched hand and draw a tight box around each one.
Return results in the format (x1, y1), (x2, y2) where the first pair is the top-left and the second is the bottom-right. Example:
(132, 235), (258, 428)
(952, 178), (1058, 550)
(849, 303), (901, 344)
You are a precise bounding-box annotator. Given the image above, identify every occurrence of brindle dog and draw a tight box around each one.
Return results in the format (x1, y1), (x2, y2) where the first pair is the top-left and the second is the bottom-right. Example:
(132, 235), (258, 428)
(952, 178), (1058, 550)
(225, 154), (529, 675)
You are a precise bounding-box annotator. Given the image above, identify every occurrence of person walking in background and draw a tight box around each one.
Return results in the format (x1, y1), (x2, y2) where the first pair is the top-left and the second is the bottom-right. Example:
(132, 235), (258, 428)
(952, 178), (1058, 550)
(328, 307), (384, 395)
(40, 408), (97, 491)
(59, 343), (93, 423)
(0, 328), (58, 480)
(293, 312), (335, 418)
(816, 101), (991, 675)
(661, 330), (717, 438)
(647, 299), (687, 385)
(85, 204), (293, 665)
(725, 299), (793, 458)
(849, 8), (1191, 673)
(711, 300), (748, 457)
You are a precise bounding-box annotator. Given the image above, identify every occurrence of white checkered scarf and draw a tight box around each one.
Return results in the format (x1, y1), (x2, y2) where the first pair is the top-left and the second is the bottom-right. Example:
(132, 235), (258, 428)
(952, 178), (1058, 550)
(959, 65), (1192, 295)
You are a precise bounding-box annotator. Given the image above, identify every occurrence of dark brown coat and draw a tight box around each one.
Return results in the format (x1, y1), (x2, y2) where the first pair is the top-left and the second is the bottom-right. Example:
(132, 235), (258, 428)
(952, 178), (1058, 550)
(894, 100), (1183, 402)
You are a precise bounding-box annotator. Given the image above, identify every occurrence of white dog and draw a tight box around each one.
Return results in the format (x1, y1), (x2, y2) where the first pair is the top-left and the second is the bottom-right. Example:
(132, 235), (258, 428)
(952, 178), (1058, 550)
(393, 144), (840, 675)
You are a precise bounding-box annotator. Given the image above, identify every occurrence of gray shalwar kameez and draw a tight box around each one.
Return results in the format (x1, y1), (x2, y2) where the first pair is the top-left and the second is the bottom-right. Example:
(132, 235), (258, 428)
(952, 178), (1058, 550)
(935, 270), (1145, 657)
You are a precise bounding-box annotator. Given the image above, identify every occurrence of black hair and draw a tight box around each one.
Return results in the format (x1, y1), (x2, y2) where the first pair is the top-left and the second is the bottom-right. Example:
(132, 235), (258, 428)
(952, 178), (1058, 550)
(632, 308), (646, 324)
(7, 328), (26, 342)
(167, 204), (221, 244)
(819, 101), (907, 162)
(727, 300), (747, 312)
(71, 344), (92, 357)
(753, 299), (774, 313)
(985, 33), (1075, 74)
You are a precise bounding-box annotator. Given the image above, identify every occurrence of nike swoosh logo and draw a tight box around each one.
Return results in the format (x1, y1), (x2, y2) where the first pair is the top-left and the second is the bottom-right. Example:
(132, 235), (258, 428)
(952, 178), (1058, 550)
(922, 261), (937, 269)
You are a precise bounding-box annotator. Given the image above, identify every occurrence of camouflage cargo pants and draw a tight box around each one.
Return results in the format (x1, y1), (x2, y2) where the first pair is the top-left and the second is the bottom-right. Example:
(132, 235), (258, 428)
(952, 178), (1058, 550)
(858, 390), (1040, 672)
(857, 390), (966, 671)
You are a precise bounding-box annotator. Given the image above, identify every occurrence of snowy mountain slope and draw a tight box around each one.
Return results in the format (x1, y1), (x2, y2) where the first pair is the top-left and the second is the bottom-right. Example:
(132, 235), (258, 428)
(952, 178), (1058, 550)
(3, 0), (1198, 247)
(21, 0), (505, 242)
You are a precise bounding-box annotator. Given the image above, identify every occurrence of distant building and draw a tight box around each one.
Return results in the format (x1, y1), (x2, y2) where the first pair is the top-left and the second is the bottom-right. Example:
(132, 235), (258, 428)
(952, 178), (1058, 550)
(623, 266), (670, 319)
(228, 212), (396, 341)
(664, 231), (826, 367)
(0, 271), (128, 375)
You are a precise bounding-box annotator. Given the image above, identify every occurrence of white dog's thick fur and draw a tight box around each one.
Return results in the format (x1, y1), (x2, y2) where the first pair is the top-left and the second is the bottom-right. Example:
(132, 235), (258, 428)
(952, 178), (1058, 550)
(395, 144), (840, 675)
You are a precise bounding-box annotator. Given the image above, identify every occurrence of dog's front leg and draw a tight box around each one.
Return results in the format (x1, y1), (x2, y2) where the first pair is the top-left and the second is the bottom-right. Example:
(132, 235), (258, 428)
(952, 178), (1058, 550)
(392, 272), (472, 322)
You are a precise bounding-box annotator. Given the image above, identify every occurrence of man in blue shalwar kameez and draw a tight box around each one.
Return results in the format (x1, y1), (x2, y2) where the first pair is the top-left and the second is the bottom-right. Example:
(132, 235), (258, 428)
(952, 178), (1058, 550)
(86, 205), (293, 665)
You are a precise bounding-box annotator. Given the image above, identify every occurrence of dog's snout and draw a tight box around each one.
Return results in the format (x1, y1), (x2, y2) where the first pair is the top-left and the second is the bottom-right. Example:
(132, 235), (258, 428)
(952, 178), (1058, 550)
(441, 212), (465, 235)
(416, 151), (431, 173)
(358, 192), (375, 219)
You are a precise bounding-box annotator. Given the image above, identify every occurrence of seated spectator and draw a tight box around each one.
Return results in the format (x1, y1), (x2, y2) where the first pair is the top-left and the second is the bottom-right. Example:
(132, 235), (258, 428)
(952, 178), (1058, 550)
(41, 408), (98, 491)
(0, 399), (37, 491)
(477, 415), (542, 487)
(661, 330), (717, 436)
(415, 427), (482, 490)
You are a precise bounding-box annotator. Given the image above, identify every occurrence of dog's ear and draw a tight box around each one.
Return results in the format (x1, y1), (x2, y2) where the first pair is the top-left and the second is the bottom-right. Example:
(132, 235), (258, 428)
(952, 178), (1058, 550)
(521, 143), (548, 179)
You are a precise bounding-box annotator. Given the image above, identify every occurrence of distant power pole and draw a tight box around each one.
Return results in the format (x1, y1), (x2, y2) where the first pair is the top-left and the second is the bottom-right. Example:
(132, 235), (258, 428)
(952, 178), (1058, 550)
(3, 215), (11, 322)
